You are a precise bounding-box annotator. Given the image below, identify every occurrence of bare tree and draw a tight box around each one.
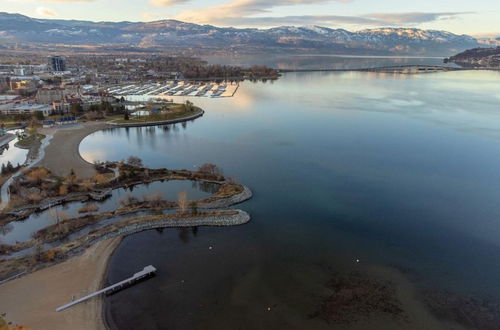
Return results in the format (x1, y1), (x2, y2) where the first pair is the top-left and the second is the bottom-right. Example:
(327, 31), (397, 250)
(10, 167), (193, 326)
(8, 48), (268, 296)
(119, 194), (140, 207)
(198, 163), (223, 176)
(126, 156), (143, 168)
(177, 191), (188, 213)
(144, 192), (164, 208)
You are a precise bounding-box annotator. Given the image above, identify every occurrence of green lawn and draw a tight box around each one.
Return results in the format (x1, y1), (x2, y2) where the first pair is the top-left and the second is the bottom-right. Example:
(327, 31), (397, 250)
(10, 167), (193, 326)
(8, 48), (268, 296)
(114, 107), (202, 124)
(17, 133), (45, 147)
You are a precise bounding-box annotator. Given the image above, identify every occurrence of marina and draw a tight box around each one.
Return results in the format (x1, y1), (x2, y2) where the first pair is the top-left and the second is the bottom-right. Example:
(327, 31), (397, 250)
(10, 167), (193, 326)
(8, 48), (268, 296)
(106, 81), (239, 99)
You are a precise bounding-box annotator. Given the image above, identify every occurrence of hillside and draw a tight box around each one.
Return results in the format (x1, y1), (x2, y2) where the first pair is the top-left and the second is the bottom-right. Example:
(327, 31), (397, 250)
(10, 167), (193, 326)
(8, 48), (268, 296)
(445, 47), (500, 67)
(0, 12), (480, 56)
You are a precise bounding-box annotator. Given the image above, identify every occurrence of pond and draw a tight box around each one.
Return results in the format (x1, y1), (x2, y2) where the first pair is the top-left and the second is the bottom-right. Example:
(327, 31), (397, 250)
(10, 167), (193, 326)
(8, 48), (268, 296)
(0, 180), (215, 245)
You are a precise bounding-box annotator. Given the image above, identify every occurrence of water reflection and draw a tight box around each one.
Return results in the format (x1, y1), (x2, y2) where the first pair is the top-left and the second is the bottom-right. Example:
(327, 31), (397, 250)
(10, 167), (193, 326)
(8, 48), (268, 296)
(0, 180), (212, 245)
(0, 130), (28, 168)
(202, 54), (458, 70)
(89, 70), (500, 329)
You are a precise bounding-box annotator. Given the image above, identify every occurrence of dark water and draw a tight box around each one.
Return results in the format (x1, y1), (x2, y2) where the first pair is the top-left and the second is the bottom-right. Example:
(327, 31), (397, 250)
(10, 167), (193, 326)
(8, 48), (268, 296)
(202, 54), (459, 70)
(80, 70), (500, 329)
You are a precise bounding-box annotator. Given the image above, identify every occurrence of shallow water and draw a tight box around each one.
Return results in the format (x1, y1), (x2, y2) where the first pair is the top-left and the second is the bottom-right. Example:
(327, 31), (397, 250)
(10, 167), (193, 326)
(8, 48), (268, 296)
(0, 180), (213, 245)
(79, 70), (500, 328)
(0, 130), (27, 169)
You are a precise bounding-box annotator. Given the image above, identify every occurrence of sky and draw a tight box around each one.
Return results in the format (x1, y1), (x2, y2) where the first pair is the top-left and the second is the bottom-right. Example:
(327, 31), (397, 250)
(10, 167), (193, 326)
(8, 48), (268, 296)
(1, 0), (499, 36)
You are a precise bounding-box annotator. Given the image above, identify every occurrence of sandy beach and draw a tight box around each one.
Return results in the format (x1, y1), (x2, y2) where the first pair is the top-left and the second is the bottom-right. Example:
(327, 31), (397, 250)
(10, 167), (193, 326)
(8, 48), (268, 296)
(0, 237), (121, 330)
(37, 122), (110, 179)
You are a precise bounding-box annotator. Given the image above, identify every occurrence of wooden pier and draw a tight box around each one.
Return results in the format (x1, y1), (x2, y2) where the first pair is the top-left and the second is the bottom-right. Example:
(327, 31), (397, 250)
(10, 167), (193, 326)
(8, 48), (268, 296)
(55, 265), (156, 312)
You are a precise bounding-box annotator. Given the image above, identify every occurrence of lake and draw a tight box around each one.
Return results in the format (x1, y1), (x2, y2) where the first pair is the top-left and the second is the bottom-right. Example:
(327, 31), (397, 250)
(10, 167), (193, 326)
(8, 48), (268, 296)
(201, 54), (459, 70)
(80, 69), (500, 329)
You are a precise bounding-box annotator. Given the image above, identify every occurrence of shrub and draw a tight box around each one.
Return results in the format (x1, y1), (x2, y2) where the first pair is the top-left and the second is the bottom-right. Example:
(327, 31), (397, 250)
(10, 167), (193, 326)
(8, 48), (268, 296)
(26, 168), (50, 184)
(78, 203), (99, 214)
(198, 163), (223, 176)
(94, 173), (108, 184)
(119, 194), (140, 207)
(59, 184), (68, 196)
(27, 192), (43, 202)
(144, 192), (164, 207)
(126, 156), (143, 168)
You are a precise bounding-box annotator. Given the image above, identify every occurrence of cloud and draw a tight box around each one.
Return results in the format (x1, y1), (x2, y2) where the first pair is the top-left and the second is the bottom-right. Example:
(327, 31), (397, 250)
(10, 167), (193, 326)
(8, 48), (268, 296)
(7, 0), (93, 2)
(211, 15), (373, 27)
(141, 12), (164, 20)
(365, 12), (472, 24)
(149, 0), (189, 6)
(229, 12), (471, 27)
(172, 1), (470, 28)
(36, 6), (57, 17)
(174, 0), (351, 24)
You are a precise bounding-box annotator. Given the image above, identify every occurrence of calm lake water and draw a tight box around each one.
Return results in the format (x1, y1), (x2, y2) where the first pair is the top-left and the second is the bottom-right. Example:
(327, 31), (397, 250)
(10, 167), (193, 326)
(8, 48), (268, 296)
(202, 54), (459, 70)
(80, 70), (500, 329)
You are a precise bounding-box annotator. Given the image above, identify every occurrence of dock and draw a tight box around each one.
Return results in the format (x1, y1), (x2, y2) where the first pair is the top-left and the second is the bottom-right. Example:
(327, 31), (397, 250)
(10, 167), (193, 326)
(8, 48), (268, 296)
(55, 265), (157, 312)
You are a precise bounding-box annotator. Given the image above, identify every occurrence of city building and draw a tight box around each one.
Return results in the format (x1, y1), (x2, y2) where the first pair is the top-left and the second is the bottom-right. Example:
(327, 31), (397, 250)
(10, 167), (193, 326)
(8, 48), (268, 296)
(49, 56), (66, 72)
(36, 87), (65, 104)
(0, 104), (51, 116)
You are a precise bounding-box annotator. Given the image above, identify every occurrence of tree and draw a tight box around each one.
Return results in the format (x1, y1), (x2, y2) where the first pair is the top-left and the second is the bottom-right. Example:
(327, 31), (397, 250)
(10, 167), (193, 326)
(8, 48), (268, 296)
(126, 156), (143, 168)
(190, 201), (198, 214)
(177, 191), (188, 213)
(70, 103), (83, 115)
(144, 192), (163, 207)
(198, 163), (223, 176)
(26, 168), (50, 184)
(124, 111), (130, 121)
(33, 111), (45, 121)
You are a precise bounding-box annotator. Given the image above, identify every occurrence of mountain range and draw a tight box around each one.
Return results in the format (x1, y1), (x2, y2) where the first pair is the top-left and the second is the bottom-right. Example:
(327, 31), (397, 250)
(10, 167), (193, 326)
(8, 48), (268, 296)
(0, 12), (481, 56)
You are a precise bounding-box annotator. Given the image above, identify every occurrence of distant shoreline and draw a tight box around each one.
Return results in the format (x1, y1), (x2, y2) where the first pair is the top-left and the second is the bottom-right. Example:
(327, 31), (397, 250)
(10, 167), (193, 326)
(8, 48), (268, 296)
(277, 65), (500, 73)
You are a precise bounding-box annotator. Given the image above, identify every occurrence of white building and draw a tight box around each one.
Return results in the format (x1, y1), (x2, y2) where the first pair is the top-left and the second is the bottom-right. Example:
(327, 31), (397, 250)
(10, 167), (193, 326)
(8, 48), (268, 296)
(0, 104), (51, 116)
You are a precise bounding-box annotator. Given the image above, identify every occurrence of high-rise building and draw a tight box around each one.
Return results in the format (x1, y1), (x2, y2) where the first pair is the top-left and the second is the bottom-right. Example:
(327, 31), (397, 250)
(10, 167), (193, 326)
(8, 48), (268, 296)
(49, 56), (66, 72)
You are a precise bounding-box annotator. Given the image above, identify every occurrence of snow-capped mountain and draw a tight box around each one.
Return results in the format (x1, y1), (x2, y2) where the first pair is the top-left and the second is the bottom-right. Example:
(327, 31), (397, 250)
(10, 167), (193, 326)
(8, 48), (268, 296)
(0, 12), (480, 56)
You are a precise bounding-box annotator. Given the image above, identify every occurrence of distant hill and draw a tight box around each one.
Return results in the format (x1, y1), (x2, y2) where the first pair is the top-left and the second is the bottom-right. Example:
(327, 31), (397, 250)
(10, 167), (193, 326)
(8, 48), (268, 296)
(0, 12), (480, 56)
(445, 47), (500, 67)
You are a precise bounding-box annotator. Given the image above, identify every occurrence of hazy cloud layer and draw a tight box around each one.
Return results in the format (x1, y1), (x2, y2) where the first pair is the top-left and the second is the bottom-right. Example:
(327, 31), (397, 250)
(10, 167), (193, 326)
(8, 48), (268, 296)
(174, 0), (351, 23)
(169, 0), (468, 27)
(365, 12), (472, 24)
(6, 0), (93, 3)
(149, 0), (189, 7)
(36, 6), (57, 16)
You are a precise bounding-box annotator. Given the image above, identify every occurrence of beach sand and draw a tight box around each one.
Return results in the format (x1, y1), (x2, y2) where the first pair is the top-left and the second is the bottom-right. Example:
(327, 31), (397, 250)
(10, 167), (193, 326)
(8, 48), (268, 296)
(0, 237), (121, 330)
(37, 122), (109, 179)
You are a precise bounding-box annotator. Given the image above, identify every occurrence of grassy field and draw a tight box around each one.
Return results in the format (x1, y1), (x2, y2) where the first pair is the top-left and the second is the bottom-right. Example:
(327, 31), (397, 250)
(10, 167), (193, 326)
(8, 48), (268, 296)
(114, 105), (202, 124)
(16, 133), (45, 148)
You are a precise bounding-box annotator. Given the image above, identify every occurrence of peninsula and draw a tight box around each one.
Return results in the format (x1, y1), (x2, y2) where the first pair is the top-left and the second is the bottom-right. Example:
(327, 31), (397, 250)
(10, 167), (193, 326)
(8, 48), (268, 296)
(0, 102), (253, 329)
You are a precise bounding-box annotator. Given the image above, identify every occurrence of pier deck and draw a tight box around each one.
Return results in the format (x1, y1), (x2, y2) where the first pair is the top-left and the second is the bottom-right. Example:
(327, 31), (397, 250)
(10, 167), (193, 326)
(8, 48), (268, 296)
(55, 265), (156, 312)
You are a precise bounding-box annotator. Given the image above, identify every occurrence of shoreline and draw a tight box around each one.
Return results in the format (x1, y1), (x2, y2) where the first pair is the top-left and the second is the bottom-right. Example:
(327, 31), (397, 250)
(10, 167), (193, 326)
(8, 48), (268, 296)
(0, 237), (121, 330)
(278, 66), (500, 73)
(0, 106), (254, 329)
